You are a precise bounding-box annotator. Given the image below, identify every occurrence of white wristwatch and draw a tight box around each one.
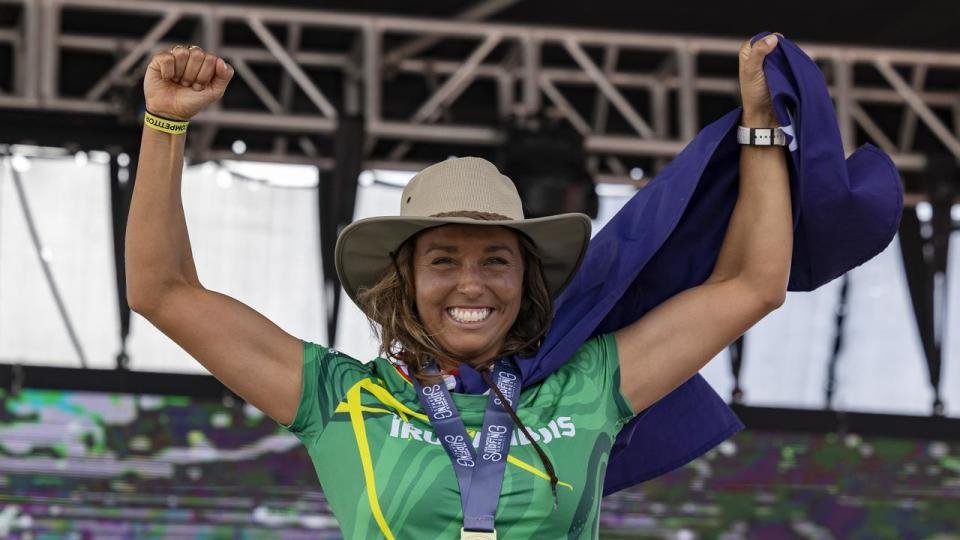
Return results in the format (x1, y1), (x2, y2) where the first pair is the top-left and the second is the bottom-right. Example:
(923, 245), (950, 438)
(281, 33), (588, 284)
(737, 126), (787, 146)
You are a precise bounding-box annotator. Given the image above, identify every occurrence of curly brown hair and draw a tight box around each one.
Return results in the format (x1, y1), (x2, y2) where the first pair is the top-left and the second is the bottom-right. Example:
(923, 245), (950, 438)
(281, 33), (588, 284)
(355, 212), (553, 384)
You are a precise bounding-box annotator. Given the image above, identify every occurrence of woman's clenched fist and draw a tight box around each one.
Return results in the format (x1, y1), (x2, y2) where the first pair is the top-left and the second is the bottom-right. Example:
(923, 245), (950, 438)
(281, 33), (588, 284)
(144, 46), (234, 122)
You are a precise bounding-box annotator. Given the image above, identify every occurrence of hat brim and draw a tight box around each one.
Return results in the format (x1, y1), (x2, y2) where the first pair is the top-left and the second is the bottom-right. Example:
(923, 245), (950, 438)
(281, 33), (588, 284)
(335, 214), (592, 311)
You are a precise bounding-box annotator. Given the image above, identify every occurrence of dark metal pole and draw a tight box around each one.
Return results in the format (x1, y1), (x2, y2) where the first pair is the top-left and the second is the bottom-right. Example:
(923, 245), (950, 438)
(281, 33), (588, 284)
(109, 148), (137, 370)
(728, 335), (745, 404)
(319, 114), (364, 347)
(824, 273), (850, 409)
(898, 153), (955, 416)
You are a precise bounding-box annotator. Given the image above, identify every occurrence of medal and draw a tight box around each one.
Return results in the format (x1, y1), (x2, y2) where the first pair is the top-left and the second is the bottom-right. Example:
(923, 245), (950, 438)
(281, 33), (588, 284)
(461, 527), (497, 540)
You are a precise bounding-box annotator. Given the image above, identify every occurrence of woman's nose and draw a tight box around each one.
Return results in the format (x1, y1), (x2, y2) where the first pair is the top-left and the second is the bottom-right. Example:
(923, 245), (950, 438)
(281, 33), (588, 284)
(455, 265), (484, 296)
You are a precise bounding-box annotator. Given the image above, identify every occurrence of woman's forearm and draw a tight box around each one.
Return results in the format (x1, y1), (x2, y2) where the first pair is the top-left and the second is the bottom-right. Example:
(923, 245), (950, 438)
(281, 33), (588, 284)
(707, 111), (793, 303)
(125, 127), (202, 312)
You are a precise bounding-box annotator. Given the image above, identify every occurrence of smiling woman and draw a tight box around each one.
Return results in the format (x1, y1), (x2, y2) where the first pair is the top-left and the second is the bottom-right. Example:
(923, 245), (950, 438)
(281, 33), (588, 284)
(126, 37), (793, 540)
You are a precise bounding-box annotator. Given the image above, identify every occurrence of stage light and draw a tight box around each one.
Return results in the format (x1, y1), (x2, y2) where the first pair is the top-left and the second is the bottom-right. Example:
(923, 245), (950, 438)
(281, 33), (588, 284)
(11, 153), (31, 172)
(718, 440), (737, 457)
(929, 441), (949, 458)
(210, 412), (231, 429)
(199, 162), (216, 176)
(216, 168), (234, 189)
(117, 153), (130, 167)
(358, 171), (375, 187)
(231, 140), (247, 155)
(630, 167), (644, 180)
(74, 151), (88, 168)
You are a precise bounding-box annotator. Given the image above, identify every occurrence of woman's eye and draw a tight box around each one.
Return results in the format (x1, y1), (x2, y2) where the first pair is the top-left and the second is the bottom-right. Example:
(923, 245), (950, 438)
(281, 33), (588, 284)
(431, 258), (453, 265)
(486, 257), (509, 265)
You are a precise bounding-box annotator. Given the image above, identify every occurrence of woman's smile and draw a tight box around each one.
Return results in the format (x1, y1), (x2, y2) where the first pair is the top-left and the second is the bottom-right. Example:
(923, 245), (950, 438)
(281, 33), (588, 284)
(446, 306), (494, 325)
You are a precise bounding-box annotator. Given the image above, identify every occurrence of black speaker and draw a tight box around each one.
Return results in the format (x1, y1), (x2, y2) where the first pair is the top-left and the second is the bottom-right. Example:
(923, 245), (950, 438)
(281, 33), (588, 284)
(498, 120), (598, 219)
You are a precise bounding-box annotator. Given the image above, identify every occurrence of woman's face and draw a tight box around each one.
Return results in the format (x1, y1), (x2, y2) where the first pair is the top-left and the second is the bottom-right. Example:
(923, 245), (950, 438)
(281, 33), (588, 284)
(412, 224), (524, 367)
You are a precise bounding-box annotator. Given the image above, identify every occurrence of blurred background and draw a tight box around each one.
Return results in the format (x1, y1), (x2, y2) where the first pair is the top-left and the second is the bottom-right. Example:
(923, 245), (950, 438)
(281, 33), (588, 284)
(0, 0), (959, 538)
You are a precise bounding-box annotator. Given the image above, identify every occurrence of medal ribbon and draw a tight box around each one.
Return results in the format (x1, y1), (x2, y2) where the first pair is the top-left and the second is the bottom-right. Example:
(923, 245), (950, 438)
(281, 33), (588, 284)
(412, 358), (521, 533)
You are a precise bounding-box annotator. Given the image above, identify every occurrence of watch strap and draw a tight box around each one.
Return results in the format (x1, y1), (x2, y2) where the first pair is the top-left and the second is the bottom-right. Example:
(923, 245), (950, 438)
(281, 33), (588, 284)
(737, 126), (786, 146)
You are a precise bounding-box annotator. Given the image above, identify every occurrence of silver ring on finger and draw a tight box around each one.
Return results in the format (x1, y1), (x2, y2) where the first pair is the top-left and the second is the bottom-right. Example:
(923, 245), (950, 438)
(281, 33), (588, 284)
(187, 45), (202, 50)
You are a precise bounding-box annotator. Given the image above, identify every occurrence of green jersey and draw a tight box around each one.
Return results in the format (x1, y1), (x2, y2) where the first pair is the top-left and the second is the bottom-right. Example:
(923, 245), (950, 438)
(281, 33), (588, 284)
(280, 333), (635, 539)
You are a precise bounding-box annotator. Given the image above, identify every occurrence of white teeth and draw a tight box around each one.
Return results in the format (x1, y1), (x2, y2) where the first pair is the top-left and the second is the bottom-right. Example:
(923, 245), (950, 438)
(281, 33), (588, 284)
(448, 307), (492, 323)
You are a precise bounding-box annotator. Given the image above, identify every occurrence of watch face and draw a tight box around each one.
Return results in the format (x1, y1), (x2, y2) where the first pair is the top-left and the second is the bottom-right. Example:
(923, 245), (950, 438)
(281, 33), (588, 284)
(738, 126), (786, 146)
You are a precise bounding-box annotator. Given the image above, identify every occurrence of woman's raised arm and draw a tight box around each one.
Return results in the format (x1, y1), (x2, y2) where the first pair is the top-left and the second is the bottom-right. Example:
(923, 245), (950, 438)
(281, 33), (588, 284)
(615, 34), (792, 413)
(125, 46), (303, 426)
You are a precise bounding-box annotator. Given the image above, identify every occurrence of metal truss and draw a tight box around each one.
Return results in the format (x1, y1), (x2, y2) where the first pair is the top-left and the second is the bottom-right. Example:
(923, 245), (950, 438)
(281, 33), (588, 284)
(2, 0), (960, 184)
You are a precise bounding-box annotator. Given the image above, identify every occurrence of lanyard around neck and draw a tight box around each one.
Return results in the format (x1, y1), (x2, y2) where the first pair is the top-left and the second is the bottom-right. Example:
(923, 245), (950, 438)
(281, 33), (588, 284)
(411, 358), (521, 536)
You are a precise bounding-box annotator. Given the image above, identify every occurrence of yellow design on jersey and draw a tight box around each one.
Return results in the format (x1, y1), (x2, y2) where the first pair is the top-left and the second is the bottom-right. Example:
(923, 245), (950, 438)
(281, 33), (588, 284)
(345, 384), (395, 539)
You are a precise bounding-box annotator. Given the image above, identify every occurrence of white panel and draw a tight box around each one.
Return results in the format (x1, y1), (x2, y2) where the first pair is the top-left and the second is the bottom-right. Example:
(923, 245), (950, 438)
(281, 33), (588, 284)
(335, 181), (400, 362)
(741, 279), (842, 409)
(126, 163), (324, 373)
(944, 232), (960, 417)
(0, 157), (119, 369)
(833, 235), (932, 415)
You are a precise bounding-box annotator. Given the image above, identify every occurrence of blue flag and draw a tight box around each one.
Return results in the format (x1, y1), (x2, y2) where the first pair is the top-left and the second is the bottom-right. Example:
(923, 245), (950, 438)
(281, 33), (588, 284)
(458, 32), (903, 495)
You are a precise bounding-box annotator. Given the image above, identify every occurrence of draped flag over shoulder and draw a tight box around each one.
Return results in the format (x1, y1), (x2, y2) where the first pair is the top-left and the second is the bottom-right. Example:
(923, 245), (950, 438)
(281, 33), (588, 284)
(457, 32), (904, 494)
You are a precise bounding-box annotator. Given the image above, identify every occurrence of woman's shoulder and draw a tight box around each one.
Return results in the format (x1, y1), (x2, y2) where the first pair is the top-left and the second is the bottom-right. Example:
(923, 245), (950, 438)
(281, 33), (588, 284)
(302, 341), (357, 362)
(301, 341), (379, 380)
(534, 333), (618, 383)
(568, 333), (618, 366)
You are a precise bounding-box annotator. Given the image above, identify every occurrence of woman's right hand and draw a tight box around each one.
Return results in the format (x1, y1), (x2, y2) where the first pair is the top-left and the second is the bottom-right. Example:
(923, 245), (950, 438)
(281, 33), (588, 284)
(144, 46), (234, 122)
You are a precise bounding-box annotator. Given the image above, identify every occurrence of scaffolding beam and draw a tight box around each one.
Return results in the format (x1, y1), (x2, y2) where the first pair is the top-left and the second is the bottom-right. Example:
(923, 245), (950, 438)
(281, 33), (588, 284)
(0, 0), (955, 179)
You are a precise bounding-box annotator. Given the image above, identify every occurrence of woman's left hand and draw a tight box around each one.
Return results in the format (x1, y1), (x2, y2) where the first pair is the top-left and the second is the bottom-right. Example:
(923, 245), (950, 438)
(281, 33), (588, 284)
(738, 33), (781, 126)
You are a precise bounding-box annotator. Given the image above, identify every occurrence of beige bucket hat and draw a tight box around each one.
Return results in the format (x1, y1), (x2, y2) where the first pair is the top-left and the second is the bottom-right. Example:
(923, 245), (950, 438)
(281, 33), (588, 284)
(335, 156), (592, 310)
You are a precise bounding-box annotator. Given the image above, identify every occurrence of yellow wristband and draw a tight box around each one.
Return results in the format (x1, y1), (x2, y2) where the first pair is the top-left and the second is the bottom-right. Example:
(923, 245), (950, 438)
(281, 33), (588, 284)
(143, 110), (189, 135)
